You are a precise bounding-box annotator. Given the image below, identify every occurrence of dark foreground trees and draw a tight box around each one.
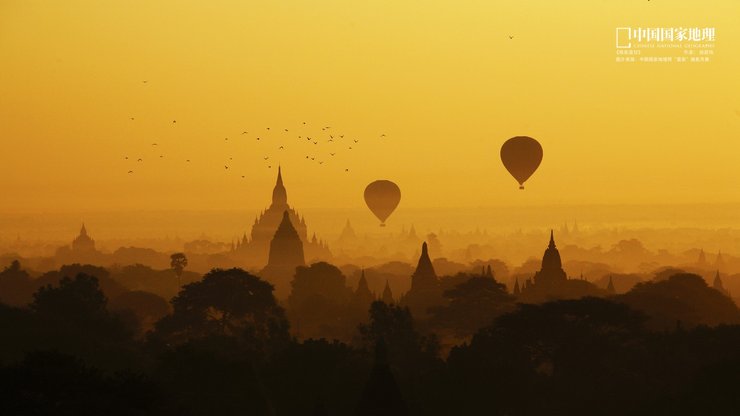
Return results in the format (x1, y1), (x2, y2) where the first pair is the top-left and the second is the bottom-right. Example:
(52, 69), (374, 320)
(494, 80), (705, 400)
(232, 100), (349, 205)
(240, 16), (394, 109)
(1, 266), (739, 415)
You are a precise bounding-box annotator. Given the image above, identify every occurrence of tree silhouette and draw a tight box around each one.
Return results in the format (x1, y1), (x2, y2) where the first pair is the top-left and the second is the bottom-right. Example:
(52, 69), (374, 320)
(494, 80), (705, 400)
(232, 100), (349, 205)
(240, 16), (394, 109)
(152, 268), (289, 354)
(170, 252), (188, 288)
(429, 276), (515, 337)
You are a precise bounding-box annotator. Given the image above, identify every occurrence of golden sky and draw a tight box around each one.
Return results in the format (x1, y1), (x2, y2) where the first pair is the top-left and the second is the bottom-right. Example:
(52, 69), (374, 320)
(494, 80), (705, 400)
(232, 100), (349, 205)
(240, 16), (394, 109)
(1, 0), (739, 215)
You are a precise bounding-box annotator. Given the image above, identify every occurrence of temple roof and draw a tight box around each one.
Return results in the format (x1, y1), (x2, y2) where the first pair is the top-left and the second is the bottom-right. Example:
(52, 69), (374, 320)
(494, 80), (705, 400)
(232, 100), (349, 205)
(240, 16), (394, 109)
(274, 211), (300, 240)
(412, 242), (437, 280)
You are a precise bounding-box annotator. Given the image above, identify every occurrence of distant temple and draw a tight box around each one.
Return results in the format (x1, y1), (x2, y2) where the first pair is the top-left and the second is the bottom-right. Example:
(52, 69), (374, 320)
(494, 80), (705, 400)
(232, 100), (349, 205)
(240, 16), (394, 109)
(401, 242), (441, 318)
(234, 167), (331, 267)
(55, 223), (102, 264)
(72, 224), (96, 253)
(518, 230), (601, 302)
(533, 230), (567, 287)
(713, 270), (730, 297)
(260, 211), (306, 298)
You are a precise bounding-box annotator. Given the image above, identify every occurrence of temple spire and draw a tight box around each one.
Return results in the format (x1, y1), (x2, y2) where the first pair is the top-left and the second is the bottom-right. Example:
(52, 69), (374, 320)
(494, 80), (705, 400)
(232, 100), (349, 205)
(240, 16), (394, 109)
(271, 166), (288, 207)
(548, 229), (556, 249)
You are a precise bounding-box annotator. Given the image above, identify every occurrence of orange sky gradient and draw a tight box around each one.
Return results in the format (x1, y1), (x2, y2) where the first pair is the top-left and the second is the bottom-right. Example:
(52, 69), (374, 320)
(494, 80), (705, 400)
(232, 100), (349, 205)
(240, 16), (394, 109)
(1, 0), (739, 220)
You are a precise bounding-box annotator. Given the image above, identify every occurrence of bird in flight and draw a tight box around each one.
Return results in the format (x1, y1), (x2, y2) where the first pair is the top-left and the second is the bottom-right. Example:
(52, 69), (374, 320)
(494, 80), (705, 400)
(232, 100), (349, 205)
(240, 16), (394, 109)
(330, 153), (335, 156)
(241, 175), (245, 178)
(319, 161), (324, 165)
(128, 170), (134, 174)
(172, 120), (176, 123)
(302, 121), (306, 124)
(264, 156), (269, 160)
(354, 139), (359, 143)
(225, 138), (229, 141)
(345, 168), (349, 172)
(313, 141), (318, 145)
(279, 146), (284, 149)
(124, 156), (129, 160)
(380, 134), (386, 137)
(348, 146), (353, 150)
(508, 35), (514, 39)
(142, 80), (148, 84)
(137, 158), (143, 162)
(256, 137), (260, 141)
(284, 129), (288, 132)
(130, 117), (135, 121)
(186, 159), (191, 162)
(160, 155), (164, 158)
(266, 127), (270, 130)
(241, 131), (248, 135)
(152, 143), (158, 146)
(224, 166), (229, 169)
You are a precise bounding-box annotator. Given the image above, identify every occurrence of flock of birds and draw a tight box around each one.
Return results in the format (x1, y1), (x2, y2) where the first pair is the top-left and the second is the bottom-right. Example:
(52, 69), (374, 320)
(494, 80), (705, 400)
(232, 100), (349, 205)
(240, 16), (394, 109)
(122, 89), (389, 177)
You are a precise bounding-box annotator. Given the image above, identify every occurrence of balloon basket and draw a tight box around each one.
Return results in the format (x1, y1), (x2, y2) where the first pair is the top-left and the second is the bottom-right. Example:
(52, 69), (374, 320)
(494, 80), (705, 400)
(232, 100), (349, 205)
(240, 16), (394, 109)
(519, 185), (525, 190)
(380, 223), (386, 227)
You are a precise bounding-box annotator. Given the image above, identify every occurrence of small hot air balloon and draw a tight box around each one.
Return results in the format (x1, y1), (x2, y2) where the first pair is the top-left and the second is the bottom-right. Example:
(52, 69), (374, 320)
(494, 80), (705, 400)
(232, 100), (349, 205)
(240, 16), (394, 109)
(500, 136), (543, 190)
(364, 180), (401, 227)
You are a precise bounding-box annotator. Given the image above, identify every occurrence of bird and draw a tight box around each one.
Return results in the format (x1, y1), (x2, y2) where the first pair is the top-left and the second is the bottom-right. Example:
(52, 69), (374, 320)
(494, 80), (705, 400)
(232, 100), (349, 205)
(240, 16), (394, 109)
(225, 138), (228, 141)
(340, 135), (344, 138)
(130, 117), (135, 120)
(330, 135), (334, 139)
(311, 157), (315, 160)
(330, 153), (335, 156)
(241, 131), (248, 135)
(306, 156), (309, 159)
(313, 141), (318, 145)
(124, 156), (129, 160)
(224, 166), (229, 169)
(186, 159), (191, 162)
(508, 35), (514, 39)
(137, 158), (143, 162)
(380, 134), (386, 137)
(241, 175), (245, 178)
(172, 120), (176, 123)
(328, 139), (333, 142)
(345, 168), (349, 172)
(256, 137), (260, 141)
(264, 156), (269, 160)
(266, 127), (270, 130)
(268, 165), (272, 168)
(354, 139), (359, 143)
(284, 129), (288, 132)
(152, 143), (158, 146)
(142, 80), (148, 83)
(279, 145), (284, 149)
(302, 121), (306, 124)
(348, 146), (353, 150)
(159, 155), (164, 158)
(319, 161), (324, 165)
(128, 170), (134, 174)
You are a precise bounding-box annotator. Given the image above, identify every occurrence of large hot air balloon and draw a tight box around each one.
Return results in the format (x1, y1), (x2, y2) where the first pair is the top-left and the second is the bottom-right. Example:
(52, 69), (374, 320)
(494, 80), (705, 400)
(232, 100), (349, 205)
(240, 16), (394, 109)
(364, 180), (401, 227)
(500, 136), (543, 190)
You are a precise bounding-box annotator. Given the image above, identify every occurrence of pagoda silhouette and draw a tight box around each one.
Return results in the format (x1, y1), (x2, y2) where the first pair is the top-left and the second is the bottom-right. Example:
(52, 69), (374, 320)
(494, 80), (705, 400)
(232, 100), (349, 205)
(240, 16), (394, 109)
(260, 211), (306, 298)
(233, 167), (331, 267)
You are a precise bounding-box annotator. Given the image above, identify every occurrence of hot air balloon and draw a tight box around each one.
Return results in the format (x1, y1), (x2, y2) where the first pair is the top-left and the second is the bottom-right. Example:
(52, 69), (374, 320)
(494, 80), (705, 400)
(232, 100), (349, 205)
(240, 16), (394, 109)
(364, 180), (401, 227)
(500, 136), (543, 190)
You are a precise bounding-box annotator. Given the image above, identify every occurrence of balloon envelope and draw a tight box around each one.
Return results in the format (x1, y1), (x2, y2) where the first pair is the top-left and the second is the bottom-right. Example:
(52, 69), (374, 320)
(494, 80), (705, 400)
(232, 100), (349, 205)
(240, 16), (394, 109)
(364, 180), (401, 226)
(500, 136), (543, 189)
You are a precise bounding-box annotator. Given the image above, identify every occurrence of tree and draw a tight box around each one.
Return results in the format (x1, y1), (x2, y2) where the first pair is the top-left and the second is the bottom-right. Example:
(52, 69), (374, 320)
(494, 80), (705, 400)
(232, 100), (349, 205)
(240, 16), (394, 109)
(152, 268), (289, 354)
(287, 262), (354, 340)
(617, 273), (740, 330)
(170, 252), (188, 287)
(428, 276), (516, 337)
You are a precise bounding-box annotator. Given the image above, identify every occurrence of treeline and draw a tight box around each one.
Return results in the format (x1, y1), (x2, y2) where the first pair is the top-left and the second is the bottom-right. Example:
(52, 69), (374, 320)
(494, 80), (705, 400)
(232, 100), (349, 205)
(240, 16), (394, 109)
(0, 263), (739, 415)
